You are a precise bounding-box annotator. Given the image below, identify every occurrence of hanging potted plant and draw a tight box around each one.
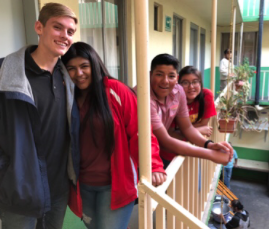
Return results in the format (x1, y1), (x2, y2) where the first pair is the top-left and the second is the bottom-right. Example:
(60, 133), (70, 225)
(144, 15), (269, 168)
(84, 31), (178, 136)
(217, 88), (265, 133)
(234, 58), (255, 93)
(217, 92), (241, 133)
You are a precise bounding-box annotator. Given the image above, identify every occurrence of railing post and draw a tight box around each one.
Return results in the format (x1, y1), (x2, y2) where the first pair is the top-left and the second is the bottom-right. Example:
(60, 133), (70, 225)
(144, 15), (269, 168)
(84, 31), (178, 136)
(210, 0), (217, 97)
(134, 0), (152, 228)
(189, 158), (195, 216)
(167, 179), (176, 229)
(194, 158), (199, 218)
(176, 165), (184, 229)
(232, 6), (236, 65)
(183, 157), (190, 229)
(156, 205), (165, 229)
(238, 23), (244, 64)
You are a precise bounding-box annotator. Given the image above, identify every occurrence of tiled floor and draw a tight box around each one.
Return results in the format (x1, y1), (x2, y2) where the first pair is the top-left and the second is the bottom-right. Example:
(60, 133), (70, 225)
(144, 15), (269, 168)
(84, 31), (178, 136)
(209, 178), (269, 229)
(229, 179), (269, 229)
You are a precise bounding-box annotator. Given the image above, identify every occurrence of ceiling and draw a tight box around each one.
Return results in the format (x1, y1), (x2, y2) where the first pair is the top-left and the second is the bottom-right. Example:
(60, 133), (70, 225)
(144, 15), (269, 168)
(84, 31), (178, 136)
(177, 0), (243, 26)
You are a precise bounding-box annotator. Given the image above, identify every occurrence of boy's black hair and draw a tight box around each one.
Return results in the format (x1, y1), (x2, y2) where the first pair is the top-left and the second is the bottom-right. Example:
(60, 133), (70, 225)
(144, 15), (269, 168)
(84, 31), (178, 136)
(178, 66), (204, 123)
(150, 54), (180, 72)
(224, 49), (231, 55)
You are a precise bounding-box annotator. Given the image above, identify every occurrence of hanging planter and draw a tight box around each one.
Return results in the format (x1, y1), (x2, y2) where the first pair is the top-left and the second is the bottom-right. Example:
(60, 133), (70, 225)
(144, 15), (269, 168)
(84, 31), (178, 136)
(218, 118), (237, 133)
(217, 95), (239, 134)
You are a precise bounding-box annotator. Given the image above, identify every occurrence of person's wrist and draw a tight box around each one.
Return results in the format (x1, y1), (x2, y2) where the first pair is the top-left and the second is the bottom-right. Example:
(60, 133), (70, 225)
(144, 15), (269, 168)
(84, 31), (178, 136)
(204, 140), (214, 148)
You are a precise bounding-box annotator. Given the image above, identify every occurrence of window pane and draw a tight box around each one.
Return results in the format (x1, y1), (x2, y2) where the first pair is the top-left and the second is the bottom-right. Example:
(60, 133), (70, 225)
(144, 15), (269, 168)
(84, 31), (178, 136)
(78, 0), (126, 81)
(190, 23), (198, 68)
(104, 0), (121, 79)
(173, 16), (182, 69)
(79, 0), (105, 62)
(154, 6), (158, 31)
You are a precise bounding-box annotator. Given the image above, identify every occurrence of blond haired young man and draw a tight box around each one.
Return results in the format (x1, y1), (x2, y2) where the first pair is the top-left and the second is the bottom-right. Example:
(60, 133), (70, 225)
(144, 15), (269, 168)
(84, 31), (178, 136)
(0, 3), (79, 229)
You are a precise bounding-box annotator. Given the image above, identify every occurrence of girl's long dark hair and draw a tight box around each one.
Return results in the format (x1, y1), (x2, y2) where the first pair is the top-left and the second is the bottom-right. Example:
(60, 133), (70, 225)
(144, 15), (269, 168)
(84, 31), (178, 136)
(178, 66), (204, 123)
(62, 42), (114, 156)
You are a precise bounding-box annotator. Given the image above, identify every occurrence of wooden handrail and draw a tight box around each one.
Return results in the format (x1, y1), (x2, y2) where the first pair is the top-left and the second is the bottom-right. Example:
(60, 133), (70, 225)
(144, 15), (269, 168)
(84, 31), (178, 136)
(140, 179), (210, 229)
(152, 156), (185, 211)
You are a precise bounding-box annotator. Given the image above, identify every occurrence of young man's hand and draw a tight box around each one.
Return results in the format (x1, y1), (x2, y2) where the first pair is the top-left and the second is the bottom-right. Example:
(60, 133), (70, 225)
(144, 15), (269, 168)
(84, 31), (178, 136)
(207, 141), (233, 161)
(209, 149), (230, 165)
(197, 126), (213, 137)
(152, 172), (167, 187)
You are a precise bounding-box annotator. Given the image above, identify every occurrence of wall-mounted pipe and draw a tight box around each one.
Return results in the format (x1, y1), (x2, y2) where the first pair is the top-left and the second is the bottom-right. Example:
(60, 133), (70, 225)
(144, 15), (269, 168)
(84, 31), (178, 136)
(255, 0), (264, 105)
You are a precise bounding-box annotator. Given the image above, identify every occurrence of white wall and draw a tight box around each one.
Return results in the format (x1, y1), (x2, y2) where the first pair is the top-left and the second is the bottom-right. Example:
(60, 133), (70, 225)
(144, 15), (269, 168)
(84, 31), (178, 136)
(126, 0), (212, 86)
(148, 0), (212, 69)
(230, 130), (269, 151)
(0, 0), (26, 57)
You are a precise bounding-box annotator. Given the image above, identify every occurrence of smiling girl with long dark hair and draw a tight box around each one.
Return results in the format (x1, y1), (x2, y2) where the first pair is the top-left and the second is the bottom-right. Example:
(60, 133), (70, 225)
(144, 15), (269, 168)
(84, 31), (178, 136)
(62, 42), (166, 229)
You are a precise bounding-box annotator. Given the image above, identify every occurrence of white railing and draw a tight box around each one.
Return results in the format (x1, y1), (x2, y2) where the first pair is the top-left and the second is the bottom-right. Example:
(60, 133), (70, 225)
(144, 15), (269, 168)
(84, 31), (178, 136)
(138, 152), (223, 229)
(138, 114), (229, 229)
(249, 70), (269, 101)
(137, 81), (232, 229)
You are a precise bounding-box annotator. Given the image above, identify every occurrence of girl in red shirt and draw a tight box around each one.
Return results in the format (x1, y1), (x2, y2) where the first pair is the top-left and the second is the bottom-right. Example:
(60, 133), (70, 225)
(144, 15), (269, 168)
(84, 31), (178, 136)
(163, 66), (217, 167)
(61, 42), (166, 229)
(178, 66), (217, 137)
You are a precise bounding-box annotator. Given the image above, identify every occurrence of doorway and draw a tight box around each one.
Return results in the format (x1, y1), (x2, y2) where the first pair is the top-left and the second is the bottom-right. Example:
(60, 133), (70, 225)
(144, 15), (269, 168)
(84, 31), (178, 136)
(173, 15), (183, 70)
(190, 23), (198, 68)
(200, 28), (206, 79)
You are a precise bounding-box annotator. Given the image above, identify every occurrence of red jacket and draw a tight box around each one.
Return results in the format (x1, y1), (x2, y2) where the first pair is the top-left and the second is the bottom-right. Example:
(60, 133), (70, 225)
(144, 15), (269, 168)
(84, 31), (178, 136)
(69, 77), (165, 217)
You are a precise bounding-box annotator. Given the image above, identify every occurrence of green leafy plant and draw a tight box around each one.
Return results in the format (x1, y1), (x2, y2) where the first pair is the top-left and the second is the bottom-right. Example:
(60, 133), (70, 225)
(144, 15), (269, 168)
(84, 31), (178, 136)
(233, 57), (255, 102)
(218, 90), (243, 120)
(217, 87), (267, 133)
(234, 57), (255, 81)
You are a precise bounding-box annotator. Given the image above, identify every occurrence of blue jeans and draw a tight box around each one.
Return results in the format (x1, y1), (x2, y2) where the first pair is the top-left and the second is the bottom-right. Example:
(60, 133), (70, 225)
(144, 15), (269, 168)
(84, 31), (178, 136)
(80, 183), (134, 229)
(0, 191), (69, 229)
(224, 167), (233, 189)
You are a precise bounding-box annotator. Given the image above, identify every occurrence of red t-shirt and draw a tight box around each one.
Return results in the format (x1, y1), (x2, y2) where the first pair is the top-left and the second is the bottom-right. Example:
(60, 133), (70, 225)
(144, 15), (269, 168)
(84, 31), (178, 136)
(188, 88), (216, 123)
(162, 88), (216, 161)
(79, 93), (111, 186)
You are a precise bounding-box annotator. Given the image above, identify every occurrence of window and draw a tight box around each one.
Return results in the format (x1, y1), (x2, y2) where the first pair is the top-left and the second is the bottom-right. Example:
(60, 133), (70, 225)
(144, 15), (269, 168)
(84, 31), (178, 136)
(78, 0), (128, 83)
(220, 32), (257, 66)
(154, 3), (163, 32)
(173, 15), (183, 69)
(190, 23), (198, 68)
(200, 28), (206, 77)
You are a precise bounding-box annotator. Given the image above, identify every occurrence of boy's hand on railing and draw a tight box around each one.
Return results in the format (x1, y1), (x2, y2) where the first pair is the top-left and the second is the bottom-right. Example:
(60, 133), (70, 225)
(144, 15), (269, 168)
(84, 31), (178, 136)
(207, 141), (233, 161)
(152, 172), (167, 187)
(210, 150), (230, 165)
(198, 126), (213, 137)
